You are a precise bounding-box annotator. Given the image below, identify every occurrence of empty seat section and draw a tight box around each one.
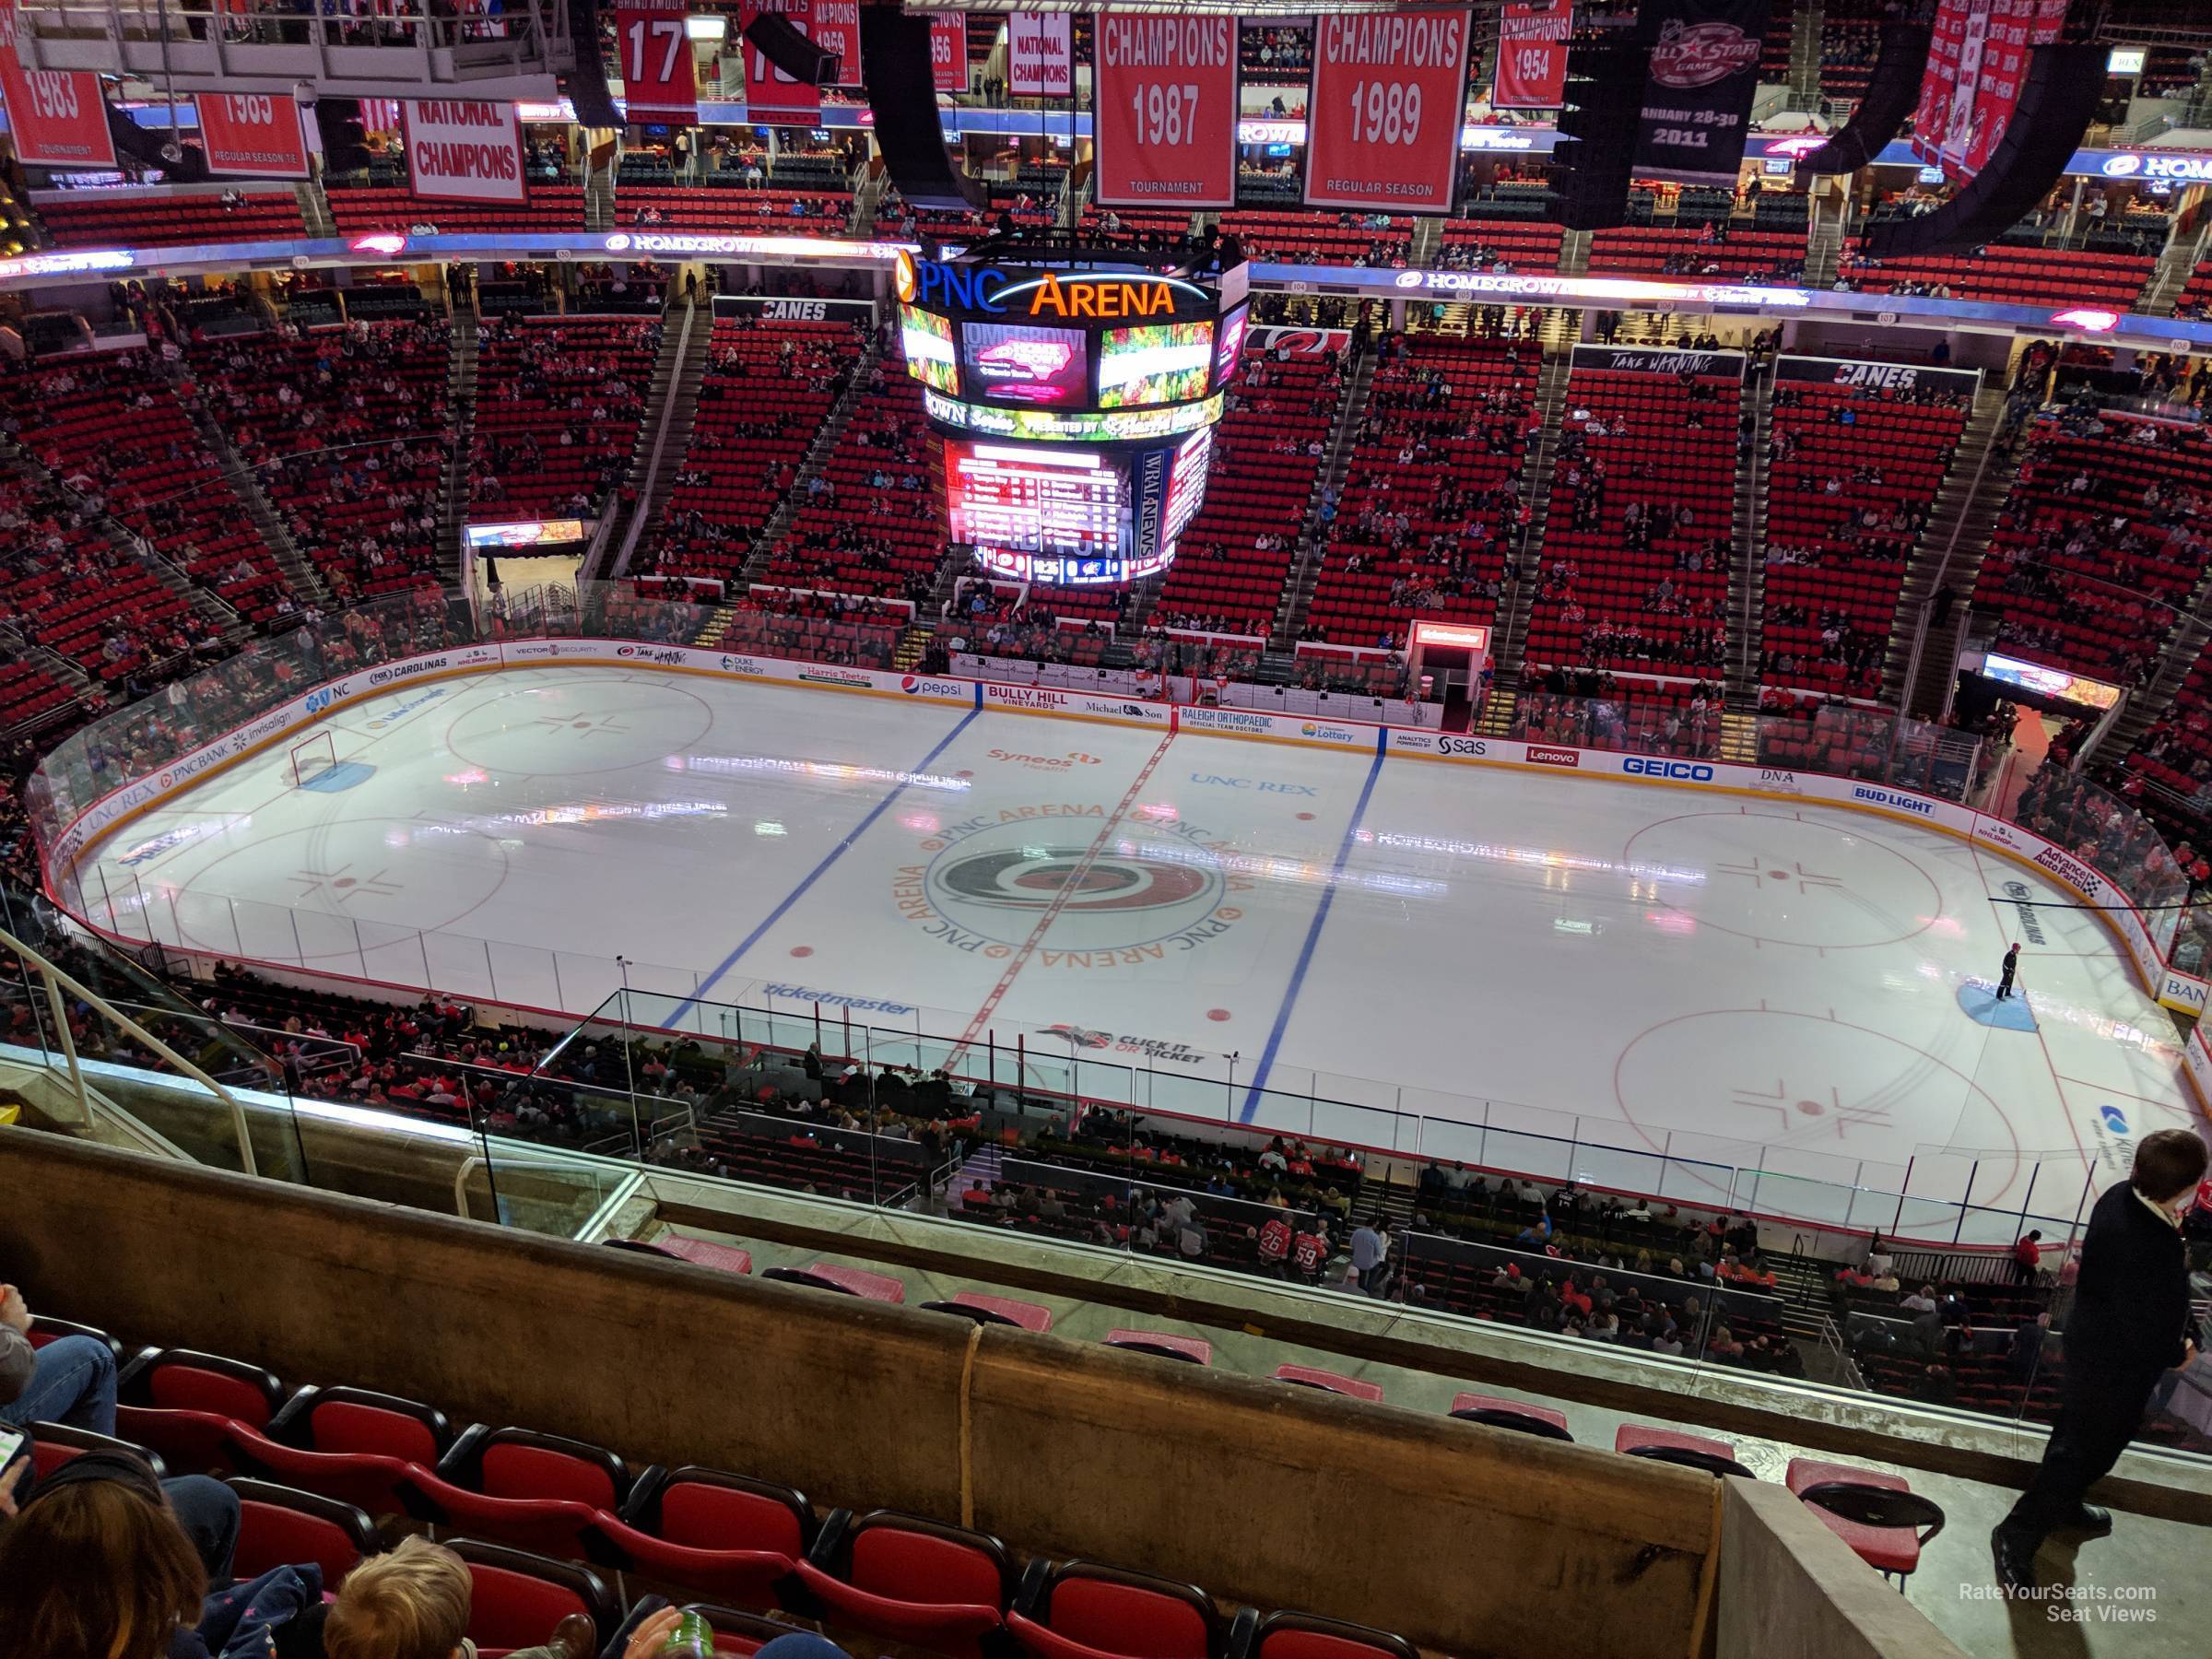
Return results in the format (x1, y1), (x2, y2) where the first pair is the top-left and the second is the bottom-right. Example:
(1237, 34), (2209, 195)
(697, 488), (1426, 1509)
(192, 322), (453, 602)
(1971, 410), (2212, 685)
(32, 185), (306, 248)
(642, 317), (866, 582)
(470, 316), (658, 522)
(1759, 372), (1970, 697)
(1305, 333), (1535, 645)
(1524, 363), (1736, 677)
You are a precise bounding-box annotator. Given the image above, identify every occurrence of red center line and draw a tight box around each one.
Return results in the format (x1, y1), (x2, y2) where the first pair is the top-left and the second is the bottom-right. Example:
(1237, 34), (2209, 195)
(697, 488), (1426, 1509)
(947, 730), (1178, 1060)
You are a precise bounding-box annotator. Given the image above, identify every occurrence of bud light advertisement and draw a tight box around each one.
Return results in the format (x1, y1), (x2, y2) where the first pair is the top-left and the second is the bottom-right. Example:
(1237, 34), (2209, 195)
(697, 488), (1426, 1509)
(1633, 0), (1771, 185)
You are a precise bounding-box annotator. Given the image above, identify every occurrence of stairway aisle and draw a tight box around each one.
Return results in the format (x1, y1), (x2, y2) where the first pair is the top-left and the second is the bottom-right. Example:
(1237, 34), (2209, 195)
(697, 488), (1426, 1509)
(1484, 346), (1578, 700)
(437, 311), (480, 587)
(168, 372), (333, 609)
(606, 299), (712, 580)
(740, 337), (884, 584)
(1724, 356), (1776, 709)
(1878, 383), (2022, 715)
(1271, 342), (1379, 650)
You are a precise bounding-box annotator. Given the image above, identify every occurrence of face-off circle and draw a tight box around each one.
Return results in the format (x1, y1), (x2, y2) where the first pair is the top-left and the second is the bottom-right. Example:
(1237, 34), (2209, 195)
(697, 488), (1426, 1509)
(1624, 809), (1944, 949)
(444, 679), (715, 777)
(164, 816), (512, 957)
(915, 815), (1230, 950)
(1612, 1006), (2021, 1202)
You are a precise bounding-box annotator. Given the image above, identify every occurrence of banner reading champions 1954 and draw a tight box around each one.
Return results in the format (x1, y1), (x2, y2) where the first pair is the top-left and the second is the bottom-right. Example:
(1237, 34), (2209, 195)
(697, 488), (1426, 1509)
(1092, 11), (1239, 210)
(1632, 0), (1771, 186)
(1302, 9), (1473, 214)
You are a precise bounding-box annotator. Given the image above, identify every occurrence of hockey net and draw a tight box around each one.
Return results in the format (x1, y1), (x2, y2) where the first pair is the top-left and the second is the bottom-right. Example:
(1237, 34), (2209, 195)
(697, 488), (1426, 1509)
(289, 730), (339, 788)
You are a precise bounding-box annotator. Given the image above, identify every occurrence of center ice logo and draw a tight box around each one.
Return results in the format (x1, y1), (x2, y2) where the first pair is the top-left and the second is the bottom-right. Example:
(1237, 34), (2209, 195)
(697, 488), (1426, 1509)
(894, 806), (1251, 963)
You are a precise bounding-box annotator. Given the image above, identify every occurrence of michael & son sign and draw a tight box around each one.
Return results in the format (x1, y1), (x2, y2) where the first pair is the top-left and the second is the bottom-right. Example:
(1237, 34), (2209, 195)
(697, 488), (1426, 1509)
(41, 639), (2212, 1019)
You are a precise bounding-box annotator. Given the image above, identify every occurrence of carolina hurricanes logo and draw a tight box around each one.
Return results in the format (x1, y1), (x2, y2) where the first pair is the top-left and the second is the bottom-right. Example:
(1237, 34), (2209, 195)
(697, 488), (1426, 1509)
(897, 809), (1246, 959)
(1650, 20), (1759, 88)
(933, 846), (1215, 913)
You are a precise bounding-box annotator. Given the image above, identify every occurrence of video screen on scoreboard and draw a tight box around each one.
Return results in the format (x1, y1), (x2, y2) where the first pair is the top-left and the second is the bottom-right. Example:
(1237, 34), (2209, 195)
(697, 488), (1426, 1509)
(899, 304), (959, 394)
(1097, 320), (1215, 408)
(959, 320), (1089, 406)
(945, 440), (1125, 578)
(1211, 306), (1248, 392)
(1163, 427), (1212, 546)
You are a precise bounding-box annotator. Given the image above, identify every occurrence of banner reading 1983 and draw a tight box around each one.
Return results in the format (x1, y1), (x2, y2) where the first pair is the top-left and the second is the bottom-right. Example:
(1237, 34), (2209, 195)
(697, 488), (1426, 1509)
(1303, 9), (1472, 212)
(1092, 11), (1239, 209)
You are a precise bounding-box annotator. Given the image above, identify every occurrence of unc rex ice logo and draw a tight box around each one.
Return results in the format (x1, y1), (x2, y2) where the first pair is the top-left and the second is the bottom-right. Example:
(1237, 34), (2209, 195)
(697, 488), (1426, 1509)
(2099, 1105), (2129, 1135)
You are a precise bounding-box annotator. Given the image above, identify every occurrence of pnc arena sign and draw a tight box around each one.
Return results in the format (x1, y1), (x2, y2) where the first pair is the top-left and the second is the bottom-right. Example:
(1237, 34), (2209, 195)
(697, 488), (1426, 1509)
(900, 255), (1208, 321)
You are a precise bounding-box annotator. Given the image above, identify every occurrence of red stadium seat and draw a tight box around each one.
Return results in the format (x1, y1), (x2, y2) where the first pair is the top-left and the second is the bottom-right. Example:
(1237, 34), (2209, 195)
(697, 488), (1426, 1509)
(1270, 1366), (1382, 1402)
(1447, 1392), (1572, 1441)
(114, 1348), (286, 1474)
(1785, 1458), (1944, 1583)
(400, 1426), (637, 1559)
(762, 1263), (906, 1301)
(227, 1477), (379, 1588)
(1229, 1608), (1419, 1659)
(591, 1465), (814, 1606)
(1006, 1559), (1218, 1659)
(26, 1422), (168, 1483)
(449, 1538), (620, 1658)
(1100, 1331), (1213, 1366)
(921, 1293), (1054, 1331)
(1614, 1423), (1756, 1480)
(793, 1510), (1013, 1657)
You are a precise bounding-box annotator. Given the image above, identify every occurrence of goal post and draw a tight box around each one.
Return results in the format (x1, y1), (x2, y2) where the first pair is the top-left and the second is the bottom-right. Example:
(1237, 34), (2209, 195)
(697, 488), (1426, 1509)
(289, 730), (339, 789)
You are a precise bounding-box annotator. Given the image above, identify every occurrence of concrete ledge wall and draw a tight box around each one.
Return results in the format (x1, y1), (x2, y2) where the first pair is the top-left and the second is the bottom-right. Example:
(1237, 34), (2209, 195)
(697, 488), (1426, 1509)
(1718, 1480), (1968, 1659)
(5, 1130), (1719, 1659)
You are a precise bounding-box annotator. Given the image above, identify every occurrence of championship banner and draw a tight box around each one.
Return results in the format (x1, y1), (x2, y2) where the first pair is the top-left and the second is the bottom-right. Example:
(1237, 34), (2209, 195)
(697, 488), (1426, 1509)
(1910, 0), (1971, 171)
(194, 91), (309, 178)
(1632, 0), (1770, 185)
(931, 14), (969, 92)
(1939, 0), (1992, 172)
(740, 0), (822, 119)
(811, 0), (862, 88)
(1961, 0), (2069, 174)
(1491, 0), (1572, 109)
(618, 0), (697, 123)
(1302, 9), (1472, 213)
(1571, 343), (1746, 380)
(1774, 355), (1983, 395)
(1008, 12), (1073, 97)
(403, 100), (525, 204)
(1092, 11), (1239, 209)
(0, 0), (116, 169)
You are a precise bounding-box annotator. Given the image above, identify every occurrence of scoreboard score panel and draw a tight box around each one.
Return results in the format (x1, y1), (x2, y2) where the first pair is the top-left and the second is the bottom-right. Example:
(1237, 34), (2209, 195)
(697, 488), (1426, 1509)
(948, 441), (1129, 580)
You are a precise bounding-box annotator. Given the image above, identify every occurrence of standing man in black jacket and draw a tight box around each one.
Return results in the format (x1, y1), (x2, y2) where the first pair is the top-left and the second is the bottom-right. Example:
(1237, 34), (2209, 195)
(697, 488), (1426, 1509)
(1993, 1129), (2208, 1592)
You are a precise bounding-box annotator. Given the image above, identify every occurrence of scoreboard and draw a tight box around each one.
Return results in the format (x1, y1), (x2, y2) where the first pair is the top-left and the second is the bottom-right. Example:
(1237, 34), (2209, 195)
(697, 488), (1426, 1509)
(895, 245), (1240, 586)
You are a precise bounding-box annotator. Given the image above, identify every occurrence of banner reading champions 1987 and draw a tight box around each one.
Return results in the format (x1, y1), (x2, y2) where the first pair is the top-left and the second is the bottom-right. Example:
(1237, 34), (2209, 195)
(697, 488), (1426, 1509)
(1632, 0), (1771, 186)
(1092, 10), (1240, 209)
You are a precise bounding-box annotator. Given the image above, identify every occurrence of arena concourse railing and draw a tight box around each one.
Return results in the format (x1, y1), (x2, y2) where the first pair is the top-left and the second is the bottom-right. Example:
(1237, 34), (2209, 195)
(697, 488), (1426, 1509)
(23, 583), (2212, 1256)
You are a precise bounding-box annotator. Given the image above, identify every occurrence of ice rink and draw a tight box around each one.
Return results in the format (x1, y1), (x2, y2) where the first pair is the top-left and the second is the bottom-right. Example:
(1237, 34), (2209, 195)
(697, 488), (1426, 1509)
(73, 665), (2205, 1231)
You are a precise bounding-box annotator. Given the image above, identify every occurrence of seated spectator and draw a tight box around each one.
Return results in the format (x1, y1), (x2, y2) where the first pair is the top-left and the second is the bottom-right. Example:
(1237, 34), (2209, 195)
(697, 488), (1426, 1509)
(0, 1451), (215, 1659)
(0, 1280), (114, 1434)
(326, 1533), (680, 1658)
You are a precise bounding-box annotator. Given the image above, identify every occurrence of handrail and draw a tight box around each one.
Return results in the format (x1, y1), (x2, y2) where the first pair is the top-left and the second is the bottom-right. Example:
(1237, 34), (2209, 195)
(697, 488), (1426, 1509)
(0, 921), (258, 1176)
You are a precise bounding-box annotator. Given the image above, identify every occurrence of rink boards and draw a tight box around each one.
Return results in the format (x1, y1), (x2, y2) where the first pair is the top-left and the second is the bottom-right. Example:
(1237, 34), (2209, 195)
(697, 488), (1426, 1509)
(36, 635), (2212, 1101)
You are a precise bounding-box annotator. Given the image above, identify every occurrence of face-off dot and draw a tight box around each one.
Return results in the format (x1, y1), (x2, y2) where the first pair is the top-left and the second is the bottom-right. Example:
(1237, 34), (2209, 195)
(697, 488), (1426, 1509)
(789, 945), (814, 958)
(1207, 1008), (1231, 1021)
